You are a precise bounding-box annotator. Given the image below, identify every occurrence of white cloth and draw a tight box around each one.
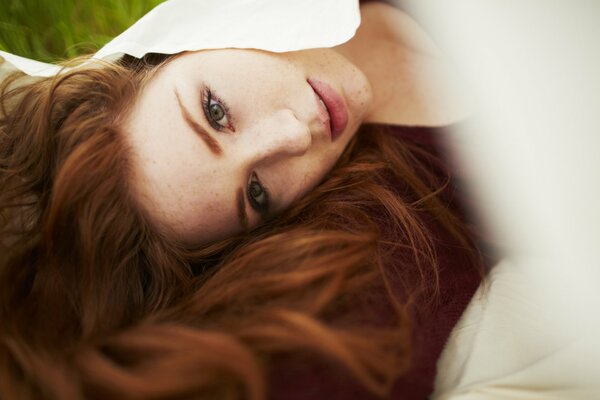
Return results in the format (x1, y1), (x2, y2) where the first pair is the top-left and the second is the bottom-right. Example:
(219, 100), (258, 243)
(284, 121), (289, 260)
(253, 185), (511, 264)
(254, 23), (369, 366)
(433, 258), (600, 400)
(0, 0), (360, 77)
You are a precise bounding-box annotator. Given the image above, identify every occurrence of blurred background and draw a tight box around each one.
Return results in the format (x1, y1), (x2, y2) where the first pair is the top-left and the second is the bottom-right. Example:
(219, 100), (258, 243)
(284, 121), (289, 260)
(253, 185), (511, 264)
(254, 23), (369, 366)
(0, 0), (164, 62)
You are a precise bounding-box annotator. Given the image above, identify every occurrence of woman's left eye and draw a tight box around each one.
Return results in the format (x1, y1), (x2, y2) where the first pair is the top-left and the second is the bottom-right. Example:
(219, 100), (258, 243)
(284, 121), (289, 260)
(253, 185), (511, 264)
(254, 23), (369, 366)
(247, 172), (270, 218)
(202, 88), (231, 131)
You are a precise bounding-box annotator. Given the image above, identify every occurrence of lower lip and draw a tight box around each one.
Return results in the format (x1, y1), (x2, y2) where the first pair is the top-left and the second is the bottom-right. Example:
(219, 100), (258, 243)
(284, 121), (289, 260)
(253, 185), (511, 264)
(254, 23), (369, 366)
(307, 78), (348, 141)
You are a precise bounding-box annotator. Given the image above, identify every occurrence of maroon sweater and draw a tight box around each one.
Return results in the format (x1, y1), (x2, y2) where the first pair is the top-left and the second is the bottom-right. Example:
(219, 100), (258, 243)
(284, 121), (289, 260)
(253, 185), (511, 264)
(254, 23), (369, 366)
(268, 124), (486, 400)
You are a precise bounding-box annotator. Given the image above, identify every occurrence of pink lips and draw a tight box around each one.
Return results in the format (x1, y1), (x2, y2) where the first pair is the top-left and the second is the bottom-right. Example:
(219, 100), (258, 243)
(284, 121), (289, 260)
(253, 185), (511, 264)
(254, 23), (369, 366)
(307, 78), (348, 141)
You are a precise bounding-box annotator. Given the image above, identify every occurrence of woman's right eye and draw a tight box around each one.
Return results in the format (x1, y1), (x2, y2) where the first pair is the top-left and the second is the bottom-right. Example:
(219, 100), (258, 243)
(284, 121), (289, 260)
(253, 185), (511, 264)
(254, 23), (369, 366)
(202, 88), (231, 131)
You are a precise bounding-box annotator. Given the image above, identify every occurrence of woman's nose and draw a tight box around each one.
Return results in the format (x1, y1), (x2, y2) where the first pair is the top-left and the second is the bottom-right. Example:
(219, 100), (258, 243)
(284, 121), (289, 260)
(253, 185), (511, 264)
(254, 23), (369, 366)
(251, 109), (312, 161)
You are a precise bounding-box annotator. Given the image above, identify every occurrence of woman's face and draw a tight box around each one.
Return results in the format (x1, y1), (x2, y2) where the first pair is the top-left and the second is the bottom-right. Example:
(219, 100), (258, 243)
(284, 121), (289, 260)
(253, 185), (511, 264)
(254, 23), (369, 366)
(124, 48), (372, 245)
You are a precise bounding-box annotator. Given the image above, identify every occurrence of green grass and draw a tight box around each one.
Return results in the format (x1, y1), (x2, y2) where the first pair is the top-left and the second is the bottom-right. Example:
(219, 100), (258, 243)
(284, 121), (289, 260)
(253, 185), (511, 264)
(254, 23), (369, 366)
(0, 0), (165, 63)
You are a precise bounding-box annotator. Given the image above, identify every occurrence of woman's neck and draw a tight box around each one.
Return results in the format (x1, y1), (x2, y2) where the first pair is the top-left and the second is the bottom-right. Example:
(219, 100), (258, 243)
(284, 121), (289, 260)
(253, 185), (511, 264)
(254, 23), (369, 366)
(334, 2), (474, 127)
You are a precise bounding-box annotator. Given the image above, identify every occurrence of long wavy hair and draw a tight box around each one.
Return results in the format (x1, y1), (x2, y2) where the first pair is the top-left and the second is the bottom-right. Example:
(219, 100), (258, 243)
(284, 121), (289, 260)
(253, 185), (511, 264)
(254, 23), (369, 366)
(0, 54), (482, 400)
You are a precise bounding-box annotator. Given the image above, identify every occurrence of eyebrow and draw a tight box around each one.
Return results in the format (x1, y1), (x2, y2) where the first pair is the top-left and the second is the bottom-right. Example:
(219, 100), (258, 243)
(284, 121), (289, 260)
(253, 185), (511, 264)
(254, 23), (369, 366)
(174, 89), (222, 156)
(236, 188), (249, 231)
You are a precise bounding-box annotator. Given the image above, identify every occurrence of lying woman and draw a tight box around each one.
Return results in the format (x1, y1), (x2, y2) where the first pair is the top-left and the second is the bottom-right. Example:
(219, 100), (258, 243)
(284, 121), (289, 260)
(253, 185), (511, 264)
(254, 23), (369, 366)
(0, 1), (488, 399)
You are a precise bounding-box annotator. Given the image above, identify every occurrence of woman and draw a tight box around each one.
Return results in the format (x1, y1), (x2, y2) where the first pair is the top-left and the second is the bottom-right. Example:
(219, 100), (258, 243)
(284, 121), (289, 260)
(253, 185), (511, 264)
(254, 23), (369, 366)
(0, 1), (486, 399)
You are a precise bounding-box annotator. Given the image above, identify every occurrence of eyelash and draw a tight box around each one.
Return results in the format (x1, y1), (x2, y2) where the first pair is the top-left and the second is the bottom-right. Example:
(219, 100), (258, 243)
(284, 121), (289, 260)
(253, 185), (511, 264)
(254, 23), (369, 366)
(201, 87), (232, 132)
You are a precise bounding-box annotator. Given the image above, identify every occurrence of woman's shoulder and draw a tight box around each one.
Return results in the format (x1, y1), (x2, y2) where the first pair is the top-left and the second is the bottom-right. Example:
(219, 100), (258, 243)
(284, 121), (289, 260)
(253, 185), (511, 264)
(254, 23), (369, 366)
(352, 0), (475, 127)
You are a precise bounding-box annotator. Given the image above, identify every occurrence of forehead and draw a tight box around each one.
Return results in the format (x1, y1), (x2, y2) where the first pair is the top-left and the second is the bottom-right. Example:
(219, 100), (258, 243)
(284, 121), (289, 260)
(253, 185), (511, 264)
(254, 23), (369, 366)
(162, 49), (287, 76)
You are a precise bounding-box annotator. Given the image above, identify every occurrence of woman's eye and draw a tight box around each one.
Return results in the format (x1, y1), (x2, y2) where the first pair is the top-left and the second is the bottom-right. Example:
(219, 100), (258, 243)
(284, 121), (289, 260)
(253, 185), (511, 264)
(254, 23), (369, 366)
(202, 88), (230, 130)
(247, 173), (270, 217)
(209, 101), (225, 121)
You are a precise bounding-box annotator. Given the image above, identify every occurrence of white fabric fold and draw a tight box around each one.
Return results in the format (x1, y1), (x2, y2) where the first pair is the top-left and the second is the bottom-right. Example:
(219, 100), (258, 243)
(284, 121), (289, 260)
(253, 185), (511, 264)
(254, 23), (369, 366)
(0, 0), (360, 77)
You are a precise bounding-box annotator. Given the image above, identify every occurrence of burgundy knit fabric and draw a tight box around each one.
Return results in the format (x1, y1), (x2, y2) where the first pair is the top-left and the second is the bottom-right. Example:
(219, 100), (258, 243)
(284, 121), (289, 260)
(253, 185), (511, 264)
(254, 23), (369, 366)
(267, 124), (485, 400)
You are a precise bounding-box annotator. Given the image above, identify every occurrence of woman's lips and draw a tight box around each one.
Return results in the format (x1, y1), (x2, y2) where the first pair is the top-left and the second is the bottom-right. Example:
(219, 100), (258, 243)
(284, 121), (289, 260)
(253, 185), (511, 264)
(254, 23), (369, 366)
(307, 78), (348, 141)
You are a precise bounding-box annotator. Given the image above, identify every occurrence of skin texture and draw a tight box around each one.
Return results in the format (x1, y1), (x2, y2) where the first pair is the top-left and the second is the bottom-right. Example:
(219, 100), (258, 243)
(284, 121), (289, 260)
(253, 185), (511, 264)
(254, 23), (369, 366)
(124, 3), (471, 246)
(124, 48), (372, 245)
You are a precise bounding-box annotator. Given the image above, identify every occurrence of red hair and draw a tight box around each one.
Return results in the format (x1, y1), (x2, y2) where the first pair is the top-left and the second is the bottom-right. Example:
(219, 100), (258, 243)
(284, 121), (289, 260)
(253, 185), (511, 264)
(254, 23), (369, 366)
(0, 56), (482, 399)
